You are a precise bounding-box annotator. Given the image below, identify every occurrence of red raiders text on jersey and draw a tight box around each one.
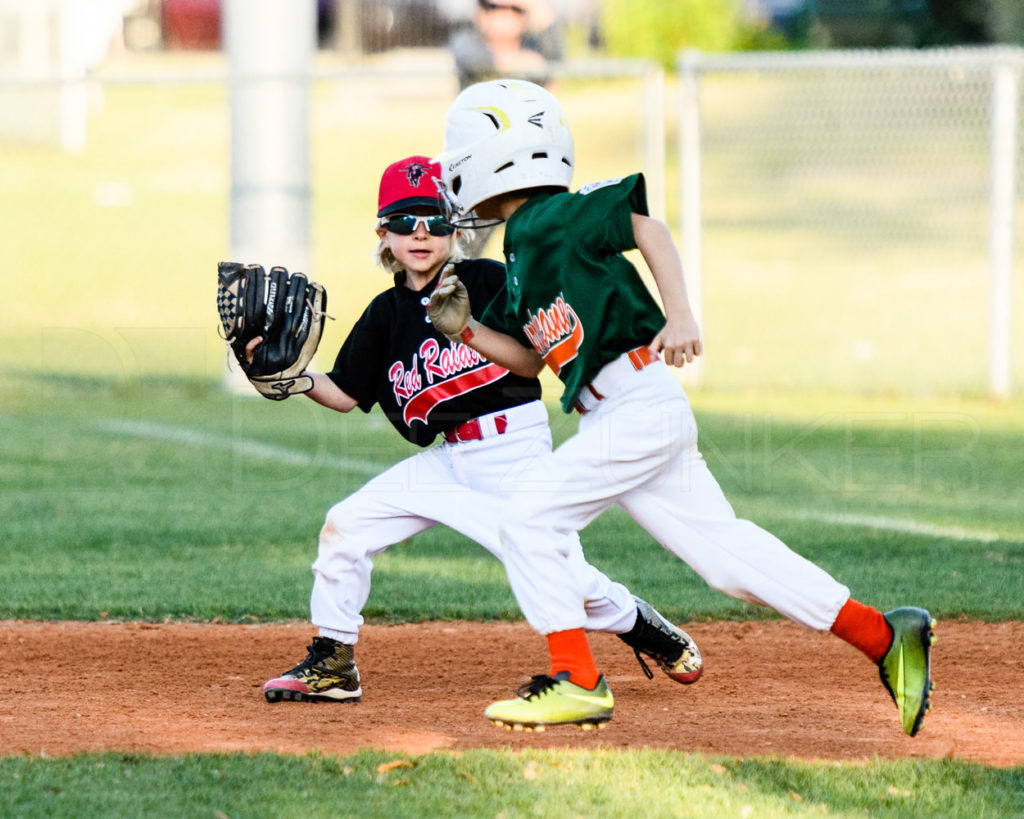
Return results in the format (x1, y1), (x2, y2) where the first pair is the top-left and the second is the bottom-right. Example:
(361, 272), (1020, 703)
(326, 259), (542, 446)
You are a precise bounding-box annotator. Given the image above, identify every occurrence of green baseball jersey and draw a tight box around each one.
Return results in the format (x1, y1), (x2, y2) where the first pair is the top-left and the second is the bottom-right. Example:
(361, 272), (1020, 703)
(480, 173), (666, 413)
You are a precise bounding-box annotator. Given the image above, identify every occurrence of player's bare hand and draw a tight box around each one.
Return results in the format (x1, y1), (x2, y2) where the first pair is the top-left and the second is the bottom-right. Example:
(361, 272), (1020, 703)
(427, 271), (471, 338)
(650, 312), (702, 367)
(245, 336), (264, 365)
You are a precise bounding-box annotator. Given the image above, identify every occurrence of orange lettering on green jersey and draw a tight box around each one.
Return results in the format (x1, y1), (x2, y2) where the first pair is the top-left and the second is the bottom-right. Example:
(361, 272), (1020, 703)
(523, 295), (584, 376)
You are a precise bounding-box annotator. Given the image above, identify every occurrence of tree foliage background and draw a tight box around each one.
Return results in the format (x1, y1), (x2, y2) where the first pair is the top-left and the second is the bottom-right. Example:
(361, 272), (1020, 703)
(598, 0), (1024, 69)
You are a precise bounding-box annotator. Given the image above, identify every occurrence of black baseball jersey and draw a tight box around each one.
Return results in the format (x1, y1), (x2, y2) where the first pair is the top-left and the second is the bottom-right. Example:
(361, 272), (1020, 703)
(327, 259), (542, 446)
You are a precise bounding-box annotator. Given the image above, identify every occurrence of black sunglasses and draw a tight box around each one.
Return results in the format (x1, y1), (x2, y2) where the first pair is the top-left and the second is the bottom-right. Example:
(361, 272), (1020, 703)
(383, 214), (455, 236)
(481, 1), (525, 13)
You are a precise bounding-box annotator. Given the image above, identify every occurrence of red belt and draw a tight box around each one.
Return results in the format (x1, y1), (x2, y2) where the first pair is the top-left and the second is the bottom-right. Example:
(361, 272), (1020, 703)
(573, 345), (659, 414)
(443, 413), (508, 443)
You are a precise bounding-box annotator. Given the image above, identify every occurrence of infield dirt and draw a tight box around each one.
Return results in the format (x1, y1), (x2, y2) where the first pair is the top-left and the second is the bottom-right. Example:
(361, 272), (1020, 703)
(1, 620), (1020, 766)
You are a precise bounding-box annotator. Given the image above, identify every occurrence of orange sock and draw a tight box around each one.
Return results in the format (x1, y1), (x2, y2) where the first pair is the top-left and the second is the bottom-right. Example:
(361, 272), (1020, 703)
(547, 628), (600, 689)
(830, 598), (893, 663)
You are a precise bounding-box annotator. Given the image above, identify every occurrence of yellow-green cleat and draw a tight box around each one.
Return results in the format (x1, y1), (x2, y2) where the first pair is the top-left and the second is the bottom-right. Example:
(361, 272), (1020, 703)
(877, 607), (936, 737)
(485, 672), (614, 729)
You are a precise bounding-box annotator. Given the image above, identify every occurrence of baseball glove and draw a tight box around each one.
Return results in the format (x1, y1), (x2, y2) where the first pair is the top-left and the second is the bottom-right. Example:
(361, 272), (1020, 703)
(216, 261), (328, 400)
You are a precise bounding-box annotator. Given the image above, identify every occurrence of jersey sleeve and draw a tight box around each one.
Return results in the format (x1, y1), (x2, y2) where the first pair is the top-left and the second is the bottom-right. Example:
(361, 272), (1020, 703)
(566, 173), (649, 258)
(325, 299), (389, 413)
(464, 257), (507, 305)
(463, 258), (531, 344)
(479, 279), (532, 347)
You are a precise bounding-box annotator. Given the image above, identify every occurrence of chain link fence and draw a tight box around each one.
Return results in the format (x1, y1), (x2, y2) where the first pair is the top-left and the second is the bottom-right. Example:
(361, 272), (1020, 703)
(678, 47), (1023, 398)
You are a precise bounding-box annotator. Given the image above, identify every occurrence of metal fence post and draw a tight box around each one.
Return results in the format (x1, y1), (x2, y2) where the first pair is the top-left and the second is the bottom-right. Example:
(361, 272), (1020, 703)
(678, 49), (704, 386)
(988, 49), (1021, 400)
(223, 0), (316, 392)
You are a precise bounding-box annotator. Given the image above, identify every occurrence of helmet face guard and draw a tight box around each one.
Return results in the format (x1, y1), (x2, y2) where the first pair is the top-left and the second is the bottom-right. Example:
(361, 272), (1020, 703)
(433, 176), (504, 229)
(436, 79), (574, 224)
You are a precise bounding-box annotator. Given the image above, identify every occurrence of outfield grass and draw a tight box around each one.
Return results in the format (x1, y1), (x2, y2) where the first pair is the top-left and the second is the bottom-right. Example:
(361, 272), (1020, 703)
(1, 750), (1021, 819)
(2, 372), (1022, 623)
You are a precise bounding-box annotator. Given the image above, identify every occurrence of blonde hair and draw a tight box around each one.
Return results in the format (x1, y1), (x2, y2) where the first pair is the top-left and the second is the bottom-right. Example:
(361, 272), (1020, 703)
(374, 221), (467, 275)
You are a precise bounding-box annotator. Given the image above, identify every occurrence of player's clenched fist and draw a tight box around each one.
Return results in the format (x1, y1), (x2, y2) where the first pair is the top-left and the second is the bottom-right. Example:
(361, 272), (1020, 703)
(427, 266), (472, 341)
(650, 311), (702, 368)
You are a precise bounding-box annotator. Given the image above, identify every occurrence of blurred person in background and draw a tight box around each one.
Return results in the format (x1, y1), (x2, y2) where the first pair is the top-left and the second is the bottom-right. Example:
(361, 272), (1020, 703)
(449, 0), (564, 90)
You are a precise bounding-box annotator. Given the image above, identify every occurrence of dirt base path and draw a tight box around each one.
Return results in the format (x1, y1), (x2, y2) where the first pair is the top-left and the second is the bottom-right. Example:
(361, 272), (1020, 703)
(2, 620), (1021, 766)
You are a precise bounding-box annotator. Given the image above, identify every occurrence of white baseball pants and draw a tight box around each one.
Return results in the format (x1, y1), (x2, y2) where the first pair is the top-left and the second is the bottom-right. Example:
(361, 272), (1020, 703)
(309, 399), (638, 643)
(498, 358), (851, 635)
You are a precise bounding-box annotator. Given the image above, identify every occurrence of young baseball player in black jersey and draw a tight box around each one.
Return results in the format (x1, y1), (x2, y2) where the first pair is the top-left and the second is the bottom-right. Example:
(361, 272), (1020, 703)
(256, 155), (703, 705)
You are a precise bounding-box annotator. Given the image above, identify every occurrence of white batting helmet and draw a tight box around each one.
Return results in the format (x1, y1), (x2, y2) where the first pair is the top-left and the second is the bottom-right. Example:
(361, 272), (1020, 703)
(436, 79), (574, 225)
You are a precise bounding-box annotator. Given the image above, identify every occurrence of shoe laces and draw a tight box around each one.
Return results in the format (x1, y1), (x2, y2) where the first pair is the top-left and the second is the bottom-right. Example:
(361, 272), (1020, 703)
(515, 674), (562, 700)
(287, 637), (339, 674)
(308, 637), (339, 661)
(631, 649), (655, 680)
(640, 612), (685, 662)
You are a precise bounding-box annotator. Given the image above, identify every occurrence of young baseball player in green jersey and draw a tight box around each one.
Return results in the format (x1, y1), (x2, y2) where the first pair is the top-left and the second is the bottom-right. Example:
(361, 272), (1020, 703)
(428, 79), (935, 735)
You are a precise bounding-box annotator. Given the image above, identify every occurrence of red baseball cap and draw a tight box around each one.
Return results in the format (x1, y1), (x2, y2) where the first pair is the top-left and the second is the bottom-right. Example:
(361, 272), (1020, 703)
(377, 155), (443, 217)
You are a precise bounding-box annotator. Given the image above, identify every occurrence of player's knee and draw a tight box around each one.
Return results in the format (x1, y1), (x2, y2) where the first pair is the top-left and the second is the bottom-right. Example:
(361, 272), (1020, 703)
(321, 500), (360, 546)
(497, 524), (520, 557)
(700, 569), (765, 606)
(499, 520), (574, 561)
(695, 564), (742, 597)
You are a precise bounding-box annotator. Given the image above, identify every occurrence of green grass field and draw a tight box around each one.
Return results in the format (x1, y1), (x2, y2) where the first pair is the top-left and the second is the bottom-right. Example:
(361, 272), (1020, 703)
(2, 372), (1023, 815)
(3, 373), (1024, 623)
(1, 750), (1020, 818)
(2, 53), (1022, 817)
(2, 374), (1024, 622)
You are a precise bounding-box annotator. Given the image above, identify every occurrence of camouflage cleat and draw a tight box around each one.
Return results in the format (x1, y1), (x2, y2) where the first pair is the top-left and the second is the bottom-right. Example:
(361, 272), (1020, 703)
(485, 672), (613, 729)
(263, 636), (362, 703)
(618, 597), (703, 685)
(878, 607), (936, 736)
